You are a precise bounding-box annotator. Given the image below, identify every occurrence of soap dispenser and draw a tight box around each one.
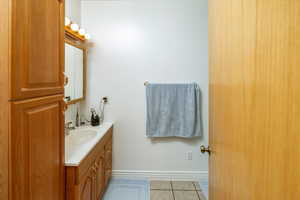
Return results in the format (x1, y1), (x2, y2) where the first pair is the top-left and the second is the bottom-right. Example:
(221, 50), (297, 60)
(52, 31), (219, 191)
(90, 108), (100, 126)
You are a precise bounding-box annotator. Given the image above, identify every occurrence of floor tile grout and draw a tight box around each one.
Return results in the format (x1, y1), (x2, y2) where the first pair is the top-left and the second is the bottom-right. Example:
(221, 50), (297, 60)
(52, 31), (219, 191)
(192, 182), (196, 191)
(194, 187), (201, 200)
(150, 181), (205, 200)
(170, 181), (176, 200)
(193, 182), (202, 200)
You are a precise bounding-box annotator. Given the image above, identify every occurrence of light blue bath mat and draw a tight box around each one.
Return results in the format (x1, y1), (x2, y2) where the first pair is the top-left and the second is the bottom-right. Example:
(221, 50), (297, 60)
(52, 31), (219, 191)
(103, 179), (150, 200)
(199, 179), (209, 199)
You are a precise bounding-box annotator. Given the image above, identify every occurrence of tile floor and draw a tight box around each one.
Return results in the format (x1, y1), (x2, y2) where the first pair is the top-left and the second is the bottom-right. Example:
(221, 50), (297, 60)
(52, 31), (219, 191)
(150, 181), (206, 200)
(102, 179), (208, 200)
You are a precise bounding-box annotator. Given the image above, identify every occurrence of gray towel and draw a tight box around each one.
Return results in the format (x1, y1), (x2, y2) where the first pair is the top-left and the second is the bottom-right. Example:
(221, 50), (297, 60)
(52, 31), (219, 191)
(146, 83), (202, 138)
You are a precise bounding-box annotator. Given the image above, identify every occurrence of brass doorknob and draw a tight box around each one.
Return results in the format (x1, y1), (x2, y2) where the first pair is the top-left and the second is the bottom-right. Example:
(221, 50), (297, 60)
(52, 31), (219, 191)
(200, 145), (211, 155)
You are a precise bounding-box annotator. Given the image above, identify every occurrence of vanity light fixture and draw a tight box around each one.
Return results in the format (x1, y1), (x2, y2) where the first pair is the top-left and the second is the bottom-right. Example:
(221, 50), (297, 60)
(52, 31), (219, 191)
(84, 33), (91, 40)
(65, 17), (91, 41)
(70, 23), (79, 32)
(65, 17), (71, 26)
(78, 29), (86, 36)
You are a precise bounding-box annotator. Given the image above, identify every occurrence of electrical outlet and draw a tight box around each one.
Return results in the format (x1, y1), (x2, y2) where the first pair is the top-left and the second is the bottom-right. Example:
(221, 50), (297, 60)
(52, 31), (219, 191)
(102, 97), (108, 103)
(186, 151), (193, 160)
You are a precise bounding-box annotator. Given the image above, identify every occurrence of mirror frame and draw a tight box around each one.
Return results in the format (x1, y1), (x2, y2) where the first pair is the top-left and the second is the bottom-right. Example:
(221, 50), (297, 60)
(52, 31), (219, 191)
(64, 36), (87, 105)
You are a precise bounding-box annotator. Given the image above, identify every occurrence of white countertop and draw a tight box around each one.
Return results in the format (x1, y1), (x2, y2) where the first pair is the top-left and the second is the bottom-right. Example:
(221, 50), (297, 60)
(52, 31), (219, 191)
(65, 122), (113, 167)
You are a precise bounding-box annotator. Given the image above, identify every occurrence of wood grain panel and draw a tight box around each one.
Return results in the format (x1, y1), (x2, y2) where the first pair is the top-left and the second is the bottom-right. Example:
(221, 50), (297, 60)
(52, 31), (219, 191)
(95, 152), (105, 199)
(10, 0), (64, 100)
(209, 0), (300, 199)
(80, 169), (95, 200)
(104, 137), (112, 186)
(75, 128), (112, 185)
(0, 0), (10, 199)
(11, 95), (64, 200)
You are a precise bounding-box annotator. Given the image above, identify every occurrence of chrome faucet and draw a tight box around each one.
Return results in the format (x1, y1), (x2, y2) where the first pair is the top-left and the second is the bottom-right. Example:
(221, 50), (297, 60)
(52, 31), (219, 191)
(65, 122), (76, 136)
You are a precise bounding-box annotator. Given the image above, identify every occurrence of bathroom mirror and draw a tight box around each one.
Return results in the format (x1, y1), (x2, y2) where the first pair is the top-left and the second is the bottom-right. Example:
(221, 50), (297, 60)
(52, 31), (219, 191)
(64, 40), (86, 104)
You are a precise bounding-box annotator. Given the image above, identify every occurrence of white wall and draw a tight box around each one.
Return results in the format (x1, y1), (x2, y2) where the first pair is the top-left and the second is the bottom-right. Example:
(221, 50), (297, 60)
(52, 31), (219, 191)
(65, 0), (81, 24)
(81, 0), (208, 174)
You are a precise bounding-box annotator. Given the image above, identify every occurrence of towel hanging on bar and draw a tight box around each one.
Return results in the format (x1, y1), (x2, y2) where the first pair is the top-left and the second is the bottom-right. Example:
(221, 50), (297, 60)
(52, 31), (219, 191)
(145, 83), (202, 138)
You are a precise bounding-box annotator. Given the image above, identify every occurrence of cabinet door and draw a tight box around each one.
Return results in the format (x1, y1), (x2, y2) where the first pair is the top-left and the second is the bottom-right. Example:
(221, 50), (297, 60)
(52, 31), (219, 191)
(104, 139), (112, 186)
(80, 168), (96, 200)
(95, 153), (105, 199)
(11, 95), (65, 200)
(11, 0), (64, 100)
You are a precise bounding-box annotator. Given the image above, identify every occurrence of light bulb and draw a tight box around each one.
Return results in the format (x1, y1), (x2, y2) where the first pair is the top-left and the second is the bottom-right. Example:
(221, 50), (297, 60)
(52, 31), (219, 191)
(65, 17), (71, 26)
(84, 33), (91, 40)
(78, 29), (86, 36)
(70, 23), (79, 32)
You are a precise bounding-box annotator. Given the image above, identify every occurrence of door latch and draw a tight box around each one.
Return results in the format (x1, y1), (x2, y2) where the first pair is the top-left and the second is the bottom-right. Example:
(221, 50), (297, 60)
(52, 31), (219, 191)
(200, 145), (211, 155)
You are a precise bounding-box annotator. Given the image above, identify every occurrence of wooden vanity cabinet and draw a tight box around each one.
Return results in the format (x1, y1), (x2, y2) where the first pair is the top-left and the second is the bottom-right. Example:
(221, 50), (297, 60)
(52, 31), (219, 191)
(66, 127), (113, 200)
(79, 167), (96, 200)
(95, 152), (106, 198)
(104, 140), (113, 186)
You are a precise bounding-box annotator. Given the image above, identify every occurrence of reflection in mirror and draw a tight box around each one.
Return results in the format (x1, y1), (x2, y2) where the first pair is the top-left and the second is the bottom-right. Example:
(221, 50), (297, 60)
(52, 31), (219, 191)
(65, 41), (85, 104)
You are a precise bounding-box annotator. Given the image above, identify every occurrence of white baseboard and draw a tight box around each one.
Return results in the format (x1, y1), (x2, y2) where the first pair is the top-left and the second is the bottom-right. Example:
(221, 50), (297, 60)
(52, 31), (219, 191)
(112, 170), (208, 181)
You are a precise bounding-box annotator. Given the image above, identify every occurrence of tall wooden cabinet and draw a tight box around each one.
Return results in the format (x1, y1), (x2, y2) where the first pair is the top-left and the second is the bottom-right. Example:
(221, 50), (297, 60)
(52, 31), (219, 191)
(11, 0), (65, 100)
(0, 0), (65, 199)
(11, 95), (65, 200)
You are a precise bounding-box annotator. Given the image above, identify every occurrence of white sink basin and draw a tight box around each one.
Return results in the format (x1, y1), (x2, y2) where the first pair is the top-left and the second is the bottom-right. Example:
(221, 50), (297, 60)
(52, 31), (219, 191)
(65, 122), (113, 166)
(67, 129), (97, 146)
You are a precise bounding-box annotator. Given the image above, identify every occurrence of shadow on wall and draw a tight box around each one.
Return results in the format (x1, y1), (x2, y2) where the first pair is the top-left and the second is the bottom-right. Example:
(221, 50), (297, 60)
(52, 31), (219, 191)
(150, 137), (201, 146)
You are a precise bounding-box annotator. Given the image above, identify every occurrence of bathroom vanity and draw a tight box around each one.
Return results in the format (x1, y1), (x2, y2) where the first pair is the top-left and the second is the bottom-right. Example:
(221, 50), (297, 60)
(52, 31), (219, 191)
(65, 123), (113, 200)
(63, 15), (112, 200)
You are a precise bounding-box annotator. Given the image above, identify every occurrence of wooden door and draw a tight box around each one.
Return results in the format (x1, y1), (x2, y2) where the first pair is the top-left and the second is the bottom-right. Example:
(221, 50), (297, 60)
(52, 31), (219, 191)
(10, 0), (64, 100)
(0, 0), (10, 199)
(11, 95), (65, 200)
(209, 0), (300, 199)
